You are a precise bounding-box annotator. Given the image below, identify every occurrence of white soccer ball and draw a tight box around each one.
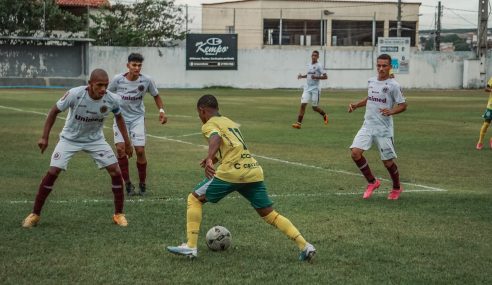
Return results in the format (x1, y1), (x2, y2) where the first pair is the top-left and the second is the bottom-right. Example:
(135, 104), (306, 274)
(205, 226), (232, 251)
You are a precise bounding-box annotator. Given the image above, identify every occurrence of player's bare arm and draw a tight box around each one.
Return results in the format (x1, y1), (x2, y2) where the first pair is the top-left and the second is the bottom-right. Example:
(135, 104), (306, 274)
(115, 113), (133, 158)
(380, 102), (407, 116)
(38, 105), (62, 154)
(314, 73), (328, 80)
(297, 73), (307, 80)
(203, 134), (222, 179)
(153, 95), (168, 124)
(348, 98), (368, 113)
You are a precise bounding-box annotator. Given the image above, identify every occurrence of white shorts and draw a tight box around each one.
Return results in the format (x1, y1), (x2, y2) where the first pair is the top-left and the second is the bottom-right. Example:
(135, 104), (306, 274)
(50, 138), (118, 170)
(301, 89), (321, 106)
(113, 117), (146, 146)
(350, 128), (397, 160)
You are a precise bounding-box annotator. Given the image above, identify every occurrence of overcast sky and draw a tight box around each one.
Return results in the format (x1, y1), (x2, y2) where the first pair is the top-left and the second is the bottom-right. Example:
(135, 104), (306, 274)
(170, 0), (486, 31)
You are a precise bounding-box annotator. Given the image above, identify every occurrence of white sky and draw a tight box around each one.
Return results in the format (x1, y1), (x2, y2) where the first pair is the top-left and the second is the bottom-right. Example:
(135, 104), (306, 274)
(171, 0), (487, 31)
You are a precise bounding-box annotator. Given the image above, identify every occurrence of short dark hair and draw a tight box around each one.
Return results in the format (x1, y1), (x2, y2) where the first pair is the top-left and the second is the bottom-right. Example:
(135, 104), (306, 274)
(312, 50), (319, 56)
(128, 53), (144, 63)
(197, 94), (218, 109)
(377, 53), (392, 63)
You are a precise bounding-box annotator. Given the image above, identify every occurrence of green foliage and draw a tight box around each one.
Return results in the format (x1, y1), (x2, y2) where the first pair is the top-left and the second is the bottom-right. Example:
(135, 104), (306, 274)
(0, 0), (85, 42)
(441, 33), (472, 51)
(0, 89), (491, 284)
(89, 0), (186, 46)
(420, 36), (434, 51)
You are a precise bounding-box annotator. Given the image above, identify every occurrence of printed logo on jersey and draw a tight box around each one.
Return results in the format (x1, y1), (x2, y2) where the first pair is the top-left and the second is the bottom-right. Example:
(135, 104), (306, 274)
(100, 105), (108, 113)
(114, 131), (119, 137)
(138, 85), (145, 92)
(382, 86), (389, 93)
(53, 152), (61, 160)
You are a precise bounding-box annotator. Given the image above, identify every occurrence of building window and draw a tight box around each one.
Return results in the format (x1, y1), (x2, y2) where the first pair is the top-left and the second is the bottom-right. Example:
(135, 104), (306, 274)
(263, 19), (326, 46)
(389, 21), (417, 46)
(264, 19), (280, 45)
(332, 20), (384, 46)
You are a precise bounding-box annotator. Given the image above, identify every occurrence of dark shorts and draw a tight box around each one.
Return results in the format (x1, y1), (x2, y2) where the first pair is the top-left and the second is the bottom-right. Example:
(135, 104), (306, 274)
(193, 177), (273, 209)
(482, 108), (492, 120)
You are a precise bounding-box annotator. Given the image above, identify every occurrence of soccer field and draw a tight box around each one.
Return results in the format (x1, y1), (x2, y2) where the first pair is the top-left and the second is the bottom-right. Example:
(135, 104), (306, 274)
(0, 88), (491, 284)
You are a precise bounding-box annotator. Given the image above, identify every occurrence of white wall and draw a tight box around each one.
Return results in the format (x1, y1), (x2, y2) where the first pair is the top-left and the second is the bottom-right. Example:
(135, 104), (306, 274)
(90, 46), (479, 89)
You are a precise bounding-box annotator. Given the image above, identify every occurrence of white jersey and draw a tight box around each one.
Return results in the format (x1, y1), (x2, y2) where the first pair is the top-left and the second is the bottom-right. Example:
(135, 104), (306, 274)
(305, 62), (324, 91)
(362, 77), (406, 137)
(108, 73), (158, 123)
(56, 86), (121, 143)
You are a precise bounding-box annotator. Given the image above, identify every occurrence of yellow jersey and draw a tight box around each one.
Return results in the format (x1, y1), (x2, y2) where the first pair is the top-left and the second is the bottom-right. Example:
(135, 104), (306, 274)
(202, 116), (264, 183)
(486, 78), (492, 109)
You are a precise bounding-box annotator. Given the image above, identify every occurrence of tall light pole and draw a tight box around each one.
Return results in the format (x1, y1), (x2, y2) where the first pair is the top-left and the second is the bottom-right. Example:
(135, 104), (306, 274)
(397, 0), (402, 37)
(478, 0), (489, 86)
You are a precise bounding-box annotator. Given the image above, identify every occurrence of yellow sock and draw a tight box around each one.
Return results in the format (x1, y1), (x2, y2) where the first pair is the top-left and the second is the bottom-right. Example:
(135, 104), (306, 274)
(263, 210), (307, 250)
(186, 193), (202, 248)
(478, 122), (490, 144)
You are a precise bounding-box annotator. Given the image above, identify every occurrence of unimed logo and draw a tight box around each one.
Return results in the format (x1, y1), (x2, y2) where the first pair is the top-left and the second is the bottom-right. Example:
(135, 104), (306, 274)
(195, 37), (229, 56)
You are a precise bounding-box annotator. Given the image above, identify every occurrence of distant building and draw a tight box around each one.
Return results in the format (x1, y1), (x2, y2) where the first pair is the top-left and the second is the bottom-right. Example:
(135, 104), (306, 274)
(202, 0), (421, 49)
(439, 42), (454, 52)
(56, 0), (110, 16)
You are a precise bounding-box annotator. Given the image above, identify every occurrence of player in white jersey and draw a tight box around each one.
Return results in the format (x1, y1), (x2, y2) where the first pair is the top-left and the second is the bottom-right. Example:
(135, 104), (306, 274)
(292, 50), (329, 129)
(109, 53), (167, 196)
(22, 69), (133, 228)
(348, 54), (407, 200)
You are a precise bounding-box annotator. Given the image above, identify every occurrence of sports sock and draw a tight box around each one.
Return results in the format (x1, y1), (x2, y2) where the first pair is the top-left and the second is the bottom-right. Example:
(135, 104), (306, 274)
(111, 175), (124, 214)
(33, 172), (58, 215)
(186, 193), (202, 248)
(136, 162), (147, 184)
(262, 210), (307, 250)
(478, 121), (490, 144)
(354, 156), (375, 183)
(117, 156), (130, 182)
(386, 163), (400, 190)
(297, 115), (304, 124)
(319, 110), (326, 117)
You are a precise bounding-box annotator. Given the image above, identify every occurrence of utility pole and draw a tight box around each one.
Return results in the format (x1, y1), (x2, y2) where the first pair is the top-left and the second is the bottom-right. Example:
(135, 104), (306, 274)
(436, 1), (442, 51)
(185, 4), (188, 34)
(478, 0), (489, 86)
(397, 0), (402, 37)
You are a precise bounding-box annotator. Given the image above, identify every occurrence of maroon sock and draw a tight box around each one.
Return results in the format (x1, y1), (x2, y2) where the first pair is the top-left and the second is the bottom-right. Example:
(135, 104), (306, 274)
(354, 156), (375, 183)
(386, 163), (400, 189)
(33, 172), (58, 215)
(117, 156), (130, 182)
(136, 162), (147, 184)
(297, 115), (304, 123)
(319, 111), (326, 117)
(111, 175), (124, 214)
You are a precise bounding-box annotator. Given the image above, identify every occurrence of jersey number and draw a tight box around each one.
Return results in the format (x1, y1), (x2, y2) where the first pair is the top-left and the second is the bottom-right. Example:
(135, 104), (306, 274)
(228, 128), (248, 150)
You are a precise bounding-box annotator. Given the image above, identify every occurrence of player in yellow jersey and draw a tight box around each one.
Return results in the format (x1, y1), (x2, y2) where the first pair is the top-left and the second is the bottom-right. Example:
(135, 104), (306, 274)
(476, 77), (492, 150)
(167, 94), (316, 262)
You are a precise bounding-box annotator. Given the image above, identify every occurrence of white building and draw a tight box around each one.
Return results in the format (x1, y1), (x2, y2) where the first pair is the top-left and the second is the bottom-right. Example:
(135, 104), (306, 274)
(202, 0), (421, 49)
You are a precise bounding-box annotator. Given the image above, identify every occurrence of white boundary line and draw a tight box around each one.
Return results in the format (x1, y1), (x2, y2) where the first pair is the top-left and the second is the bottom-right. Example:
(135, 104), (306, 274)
(0, 104), (448, 194)
(4, 189), (441, 204)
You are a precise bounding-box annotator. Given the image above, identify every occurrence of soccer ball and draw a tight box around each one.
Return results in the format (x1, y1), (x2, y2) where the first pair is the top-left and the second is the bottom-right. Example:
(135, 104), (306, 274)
(205, 226), (232, 251)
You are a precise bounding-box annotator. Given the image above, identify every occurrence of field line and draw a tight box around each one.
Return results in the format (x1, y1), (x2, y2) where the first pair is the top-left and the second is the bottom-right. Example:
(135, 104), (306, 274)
(0, 104), (447, 193)
(5, 189), (440, 204)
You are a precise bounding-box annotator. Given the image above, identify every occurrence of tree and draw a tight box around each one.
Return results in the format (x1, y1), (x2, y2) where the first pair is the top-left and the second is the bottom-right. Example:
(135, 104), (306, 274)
(89, 0), (186, 46)
(0, 0), (86, 43)
(441, 34), (471, 51)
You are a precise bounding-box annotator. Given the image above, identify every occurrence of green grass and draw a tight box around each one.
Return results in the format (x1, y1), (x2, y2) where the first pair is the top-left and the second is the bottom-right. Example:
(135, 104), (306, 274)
(0, 88), (491, 284)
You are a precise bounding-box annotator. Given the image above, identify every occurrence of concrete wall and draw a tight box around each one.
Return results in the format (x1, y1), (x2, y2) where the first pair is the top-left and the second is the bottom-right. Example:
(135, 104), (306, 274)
(90, 46), (479, 89)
